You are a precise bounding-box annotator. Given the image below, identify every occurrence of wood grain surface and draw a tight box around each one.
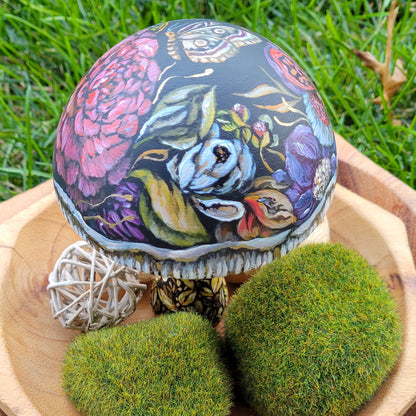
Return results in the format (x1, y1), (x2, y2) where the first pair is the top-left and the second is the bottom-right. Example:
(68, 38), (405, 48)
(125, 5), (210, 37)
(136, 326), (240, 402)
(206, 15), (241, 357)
(1, 134), (416, 416)
(335, 134), (416, 263)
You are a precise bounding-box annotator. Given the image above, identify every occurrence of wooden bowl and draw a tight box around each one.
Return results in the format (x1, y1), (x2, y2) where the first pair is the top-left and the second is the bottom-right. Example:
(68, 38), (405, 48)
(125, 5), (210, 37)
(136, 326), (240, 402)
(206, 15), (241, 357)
(1, 134), (416, 416)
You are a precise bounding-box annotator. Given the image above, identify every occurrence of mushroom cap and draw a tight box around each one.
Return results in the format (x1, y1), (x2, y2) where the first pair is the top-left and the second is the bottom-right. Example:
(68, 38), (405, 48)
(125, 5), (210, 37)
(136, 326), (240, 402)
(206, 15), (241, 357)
(53, 19), (337, 279)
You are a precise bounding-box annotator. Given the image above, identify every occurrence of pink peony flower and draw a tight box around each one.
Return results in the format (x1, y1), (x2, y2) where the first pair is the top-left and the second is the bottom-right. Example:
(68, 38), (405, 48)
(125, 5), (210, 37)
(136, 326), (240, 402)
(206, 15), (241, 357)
(54, 32), (161, 204)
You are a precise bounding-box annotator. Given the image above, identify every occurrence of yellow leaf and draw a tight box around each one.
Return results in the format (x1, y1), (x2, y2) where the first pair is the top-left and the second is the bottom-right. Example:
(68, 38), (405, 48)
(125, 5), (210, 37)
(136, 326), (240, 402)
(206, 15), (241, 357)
(373, 58), (407, 104)
(255, 97), (300, 113)
(230, 110), (247, 127)
(200, 87), (216, 137)
(353, 0), (407, 116)
(352, 49), (384, 74)
(130, 169), (210, 246)
(158, 288), (176, 311)
(221, 123), (237, 132)
(260, 131), (271, 149)
(234, 84), (282, 98)
(178, 290), (197, 306)
(133, 149), (169, 164)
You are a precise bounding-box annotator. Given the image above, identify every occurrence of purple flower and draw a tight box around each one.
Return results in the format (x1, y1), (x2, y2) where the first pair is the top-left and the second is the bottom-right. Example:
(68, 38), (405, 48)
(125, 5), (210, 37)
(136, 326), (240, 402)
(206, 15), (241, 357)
(86, 181), (148, 242)
(265, 43), (335, 148)
(272, 125), (336, 222)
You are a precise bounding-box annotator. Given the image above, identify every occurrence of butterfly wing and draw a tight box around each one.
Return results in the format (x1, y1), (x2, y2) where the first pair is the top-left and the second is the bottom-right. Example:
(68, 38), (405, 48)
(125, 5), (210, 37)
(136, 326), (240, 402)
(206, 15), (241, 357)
(168, 21), (261, 63)
(266, 46), (315, 93)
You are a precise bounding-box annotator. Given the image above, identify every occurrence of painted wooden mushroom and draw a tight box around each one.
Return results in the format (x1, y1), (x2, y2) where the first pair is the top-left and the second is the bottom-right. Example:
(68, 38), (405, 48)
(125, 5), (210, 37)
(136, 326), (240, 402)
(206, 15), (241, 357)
(52, 19), (337, 327)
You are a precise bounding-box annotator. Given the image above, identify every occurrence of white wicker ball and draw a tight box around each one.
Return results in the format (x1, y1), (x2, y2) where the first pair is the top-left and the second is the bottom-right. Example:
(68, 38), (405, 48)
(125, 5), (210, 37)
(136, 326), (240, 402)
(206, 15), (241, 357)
(47, 241), (147, 331)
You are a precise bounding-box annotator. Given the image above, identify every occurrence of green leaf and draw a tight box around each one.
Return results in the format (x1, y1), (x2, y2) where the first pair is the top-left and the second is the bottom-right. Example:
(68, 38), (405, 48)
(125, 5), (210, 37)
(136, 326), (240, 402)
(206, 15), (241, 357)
(135, 84), (216, 150)
(258, 114), (274, 130)
(216, 110), (238, 132)
(242, 127), (254, 144)
(220, 123), (237, 132)
(131, 169), (210, 247)
(271, 134), (280, 147)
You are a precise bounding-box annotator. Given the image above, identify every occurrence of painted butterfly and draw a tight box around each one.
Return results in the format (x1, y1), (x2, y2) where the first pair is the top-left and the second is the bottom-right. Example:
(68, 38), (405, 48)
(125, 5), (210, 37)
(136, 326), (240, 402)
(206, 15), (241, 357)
(267, 45), (315, 93)
(166, 21), (261, 63)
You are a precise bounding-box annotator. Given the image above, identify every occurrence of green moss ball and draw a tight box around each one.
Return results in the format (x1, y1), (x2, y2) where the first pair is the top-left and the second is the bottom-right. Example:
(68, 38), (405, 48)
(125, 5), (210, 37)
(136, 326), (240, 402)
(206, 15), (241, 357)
(63, 312), (233, 416)
(224, 243), (402, 416)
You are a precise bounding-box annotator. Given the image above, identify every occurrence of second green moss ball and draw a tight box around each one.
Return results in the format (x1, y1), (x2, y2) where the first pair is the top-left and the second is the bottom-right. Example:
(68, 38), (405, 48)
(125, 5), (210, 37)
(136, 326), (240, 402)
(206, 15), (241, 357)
(224, 243), (402, 416)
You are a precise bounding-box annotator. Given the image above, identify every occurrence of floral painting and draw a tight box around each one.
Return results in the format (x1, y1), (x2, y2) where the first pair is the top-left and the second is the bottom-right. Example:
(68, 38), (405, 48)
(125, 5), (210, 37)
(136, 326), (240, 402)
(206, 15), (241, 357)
(53, 19), (337, 257)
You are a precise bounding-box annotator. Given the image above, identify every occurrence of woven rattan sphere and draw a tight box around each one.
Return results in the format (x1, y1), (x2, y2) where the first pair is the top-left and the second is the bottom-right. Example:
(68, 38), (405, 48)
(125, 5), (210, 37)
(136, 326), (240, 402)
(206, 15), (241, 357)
(48, 241), (147, 331)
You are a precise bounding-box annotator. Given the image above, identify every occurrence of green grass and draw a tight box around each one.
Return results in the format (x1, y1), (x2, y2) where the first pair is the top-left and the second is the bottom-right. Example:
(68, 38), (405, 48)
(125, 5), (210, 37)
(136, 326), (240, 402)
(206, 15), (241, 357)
(224, 243), (402, 416)
(1, 0), (415, 201)
(63, 312), (233, 416)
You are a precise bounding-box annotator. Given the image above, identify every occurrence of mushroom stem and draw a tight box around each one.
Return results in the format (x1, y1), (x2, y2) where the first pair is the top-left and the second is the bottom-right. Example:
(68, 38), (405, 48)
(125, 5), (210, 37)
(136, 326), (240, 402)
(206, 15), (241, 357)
(150, 276), (228, 326)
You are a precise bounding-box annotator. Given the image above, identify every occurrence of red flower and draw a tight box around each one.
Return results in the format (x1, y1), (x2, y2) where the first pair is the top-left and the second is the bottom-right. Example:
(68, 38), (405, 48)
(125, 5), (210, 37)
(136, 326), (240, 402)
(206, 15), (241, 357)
(54, 32), (161, 204)
(252, 120), (267, 138)
(237, 187), (296, 240)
